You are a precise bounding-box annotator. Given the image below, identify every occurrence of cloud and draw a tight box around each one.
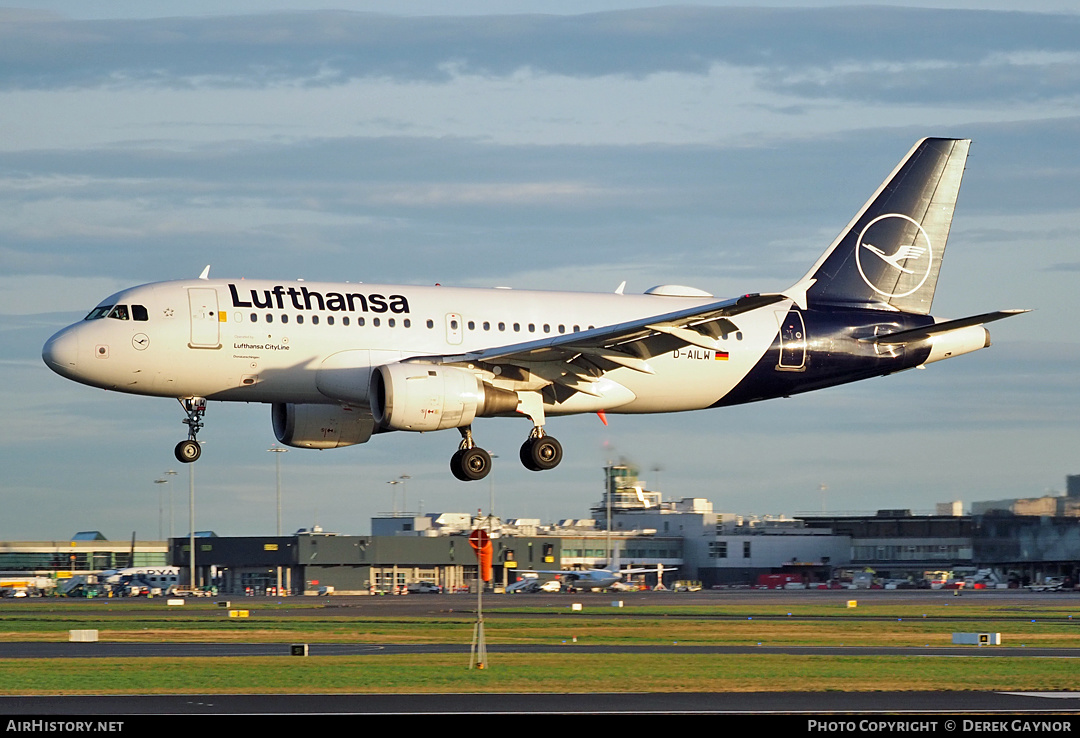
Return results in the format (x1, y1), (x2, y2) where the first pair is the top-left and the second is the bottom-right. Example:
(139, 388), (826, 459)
(0, 6), (1077, 111)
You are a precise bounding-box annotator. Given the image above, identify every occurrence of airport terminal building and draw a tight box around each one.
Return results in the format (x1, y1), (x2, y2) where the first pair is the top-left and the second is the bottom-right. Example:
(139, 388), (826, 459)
(2, 466), (1077, 594)
(156, 465), (1079, 594)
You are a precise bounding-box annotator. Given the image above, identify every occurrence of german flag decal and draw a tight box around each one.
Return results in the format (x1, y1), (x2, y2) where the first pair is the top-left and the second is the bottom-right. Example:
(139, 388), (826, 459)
(715, 351), (729, 361)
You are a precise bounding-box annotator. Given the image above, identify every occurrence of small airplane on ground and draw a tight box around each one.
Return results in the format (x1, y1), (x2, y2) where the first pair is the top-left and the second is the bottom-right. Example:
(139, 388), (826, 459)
(518, 562), (665, 591)
(43, 138), (1025, 480)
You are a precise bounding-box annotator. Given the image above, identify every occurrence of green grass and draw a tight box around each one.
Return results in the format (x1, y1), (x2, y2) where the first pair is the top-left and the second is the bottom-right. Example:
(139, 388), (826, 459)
(0, 653), (1076, 695)
(1, 599), (1077, 646)
(0, 598), (1076, 694)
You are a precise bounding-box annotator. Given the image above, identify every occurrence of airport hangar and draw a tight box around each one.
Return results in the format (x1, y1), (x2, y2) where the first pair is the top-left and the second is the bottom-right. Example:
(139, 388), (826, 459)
(3, 466), (1078, 595)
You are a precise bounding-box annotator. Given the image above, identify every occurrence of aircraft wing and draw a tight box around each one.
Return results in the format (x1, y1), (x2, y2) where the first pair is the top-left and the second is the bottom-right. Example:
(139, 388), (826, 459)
(404, 292), (787, 399)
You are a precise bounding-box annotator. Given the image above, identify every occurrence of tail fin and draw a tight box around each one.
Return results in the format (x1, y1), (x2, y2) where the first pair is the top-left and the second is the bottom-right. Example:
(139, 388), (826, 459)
(798, 138), (970, 315)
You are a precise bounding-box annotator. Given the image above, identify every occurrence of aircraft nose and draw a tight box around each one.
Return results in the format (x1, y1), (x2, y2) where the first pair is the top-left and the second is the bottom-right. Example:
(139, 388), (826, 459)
(42, 328), (80, 377)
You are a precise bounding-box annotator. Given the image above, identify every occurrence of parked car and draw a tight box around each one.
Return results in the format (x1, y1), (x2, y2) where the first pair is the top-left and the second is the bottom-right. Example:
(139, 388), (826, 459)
(406, 582), (443, 594)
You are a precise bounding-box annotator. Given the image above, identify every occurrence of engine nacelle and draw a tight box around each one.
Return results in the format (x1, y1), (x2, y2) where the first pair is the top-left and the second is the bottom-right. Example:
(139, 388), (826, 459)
(272, 403), (375, 449)
(369, 363), (518, 432)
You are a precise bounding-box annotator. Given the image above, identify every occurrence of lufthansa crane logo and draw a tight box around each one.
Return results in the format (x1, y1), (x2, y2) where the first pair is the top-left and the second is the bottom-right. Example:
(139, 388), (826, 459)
(855, 213), (933, 299)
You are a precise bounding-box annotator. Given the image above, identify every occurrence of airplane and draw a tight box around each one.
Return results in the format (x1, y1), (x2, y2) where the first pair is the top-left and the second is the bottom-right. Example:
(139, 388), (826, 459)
(42, 138), (1026, 482)
(518, 562), (665, 591)
(99, 565), (181, 592)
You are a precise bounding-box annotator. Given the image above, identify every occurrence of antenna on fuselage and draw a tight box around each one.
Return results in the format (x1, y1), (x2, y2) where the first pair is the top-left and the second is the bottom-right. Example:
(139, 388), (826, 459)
(198, 265), (211, 280)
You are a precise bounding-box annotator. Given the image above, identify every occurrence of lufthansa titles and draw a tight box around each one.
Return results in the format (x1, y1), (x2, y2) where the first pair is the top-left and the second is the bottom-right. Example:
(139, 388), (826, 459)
(229, 284), (409, 314)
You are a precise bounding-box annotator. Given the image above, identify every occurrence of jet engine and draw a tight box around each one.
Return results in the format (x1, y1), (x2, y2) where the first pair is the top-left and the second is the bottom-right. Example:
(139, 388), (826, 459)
(271, 403), (375, 449)
(369, 363), (519, 432)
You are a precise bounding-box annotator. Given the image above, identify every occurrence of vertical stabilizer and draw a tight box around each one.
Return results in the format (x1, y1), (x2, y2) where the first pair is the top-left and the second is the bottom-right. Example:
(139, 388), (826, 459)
(800, 138), (970, 314)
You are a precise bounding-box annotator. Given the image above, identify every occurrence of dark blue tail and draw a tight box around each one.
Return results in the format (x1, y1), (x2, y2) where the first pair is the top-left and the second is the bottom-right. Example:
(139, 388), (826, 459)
(799, 138), (970, 315)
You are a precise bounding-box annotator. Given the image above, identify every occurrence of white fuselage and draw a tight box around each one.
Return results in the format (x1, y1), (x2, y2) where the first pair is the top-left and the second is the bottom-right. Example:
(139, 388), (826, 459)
(43, 278), (785, 415)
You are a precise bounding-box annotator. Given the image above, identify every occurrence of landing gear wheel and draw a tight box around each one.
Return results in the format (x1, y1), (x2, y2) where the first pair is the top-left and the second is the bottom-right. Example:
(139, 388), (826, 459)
(175, 439), (201, 464)
(520, 435), (562, 472)
(450, 449), (468, 481)
(451, 447), (492, 481)
(519, 441), (540, 471)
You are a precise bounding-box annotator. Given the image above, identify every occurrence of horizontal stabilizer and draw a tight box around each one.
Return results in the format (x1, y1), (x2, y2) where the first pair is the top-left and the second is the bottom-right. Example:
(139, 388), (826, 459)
(865, 309), (1029, 346)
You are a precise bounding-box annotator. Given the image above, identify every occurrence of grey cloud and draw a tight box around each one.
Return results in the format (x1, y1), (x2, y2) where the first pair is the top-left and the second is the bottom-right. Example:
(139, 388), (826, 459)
(3, 117), (1080, 288)
(0, 7), (1078, 107)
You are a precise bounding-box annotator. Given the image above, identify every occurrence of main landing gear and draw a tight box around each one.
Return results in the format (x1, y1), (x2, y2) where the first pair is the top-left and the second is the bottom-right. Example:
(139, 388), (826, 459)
(520, 427), (562, 472)
(174, 397), (206, 464)
(449, 424), (564, 482)
(450, 427), (492, 482)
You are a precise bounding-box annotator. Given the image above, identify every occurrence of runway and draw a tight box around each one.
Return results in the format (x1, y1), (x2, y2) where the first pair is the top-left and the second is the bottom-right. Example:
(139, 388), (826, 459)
(2, 690), (1079, 716)
(1, 590), (1077, 717)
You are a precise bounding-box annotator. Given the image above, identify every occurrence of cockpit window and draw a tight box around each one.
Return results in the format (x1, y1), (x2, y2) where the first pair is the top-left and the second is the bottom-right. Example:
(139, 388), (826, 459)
(132, 305), (148, 321)
(85, 305), (114, 320)
(107, 305), (130, 321)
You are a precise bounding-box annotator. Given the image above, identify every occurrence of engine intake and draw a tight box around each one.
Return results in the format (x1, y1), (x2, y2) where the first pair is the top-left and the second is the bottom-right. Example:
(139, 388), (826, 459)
(369, 363), (518, 432)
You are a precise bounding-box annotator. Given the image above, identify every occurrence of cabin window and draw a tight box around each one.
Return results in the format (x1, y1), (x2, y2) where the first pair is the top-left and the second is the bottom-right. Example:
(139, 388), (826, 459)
(295, 315), (303, 324)
(483, 321), (490, 331)
(498, 322), (505, 331)
(373, 317), (380, 327)
(388, 318), (396, 328)
(326, 316), (334, 326)
(543, 324), (550, 334)
(528, 324), (535, 333)
(403, 319), (411, 328)
(513, 323), (520, 332)
(358, 317), (365, 327)
(250, 313), (258, 323)
(266, 314), (273, 323)
(467, 320), (475, 330)
(342, 317), (350, 326)
(426, 319), (434, 329)
(312, 315), (319, 325)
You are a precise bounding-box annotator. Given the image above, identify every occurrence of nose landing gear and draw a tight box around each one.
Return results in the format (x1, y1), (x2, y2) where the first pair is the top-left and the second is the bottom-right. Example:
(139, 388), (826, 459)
(174, 397), (206, 464)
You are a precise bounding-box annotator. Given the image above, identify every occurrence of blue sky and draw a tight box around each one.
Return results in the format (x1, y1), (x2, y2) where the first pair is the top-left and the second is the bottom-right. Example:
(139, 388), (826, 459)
(2, 1), (1078, 540)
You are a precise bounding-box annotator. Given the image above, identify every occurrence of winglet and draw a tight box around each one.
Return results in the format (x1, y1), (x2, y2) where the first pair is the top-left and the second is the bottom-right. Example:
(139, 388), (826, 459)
(198, 265), (211, 280)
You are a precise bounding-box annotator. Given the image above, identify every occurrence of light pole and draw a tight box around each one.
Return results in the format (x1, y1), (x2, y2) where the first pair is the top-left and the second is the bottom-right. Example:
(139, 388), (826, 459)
(164, 469), (177, 538)
(153, 477), (168, 540)
(488, 457), (498, 521)
(398, 475), (411, 515)
(268, 446), (288, 536)
(387, 480), (402, 517)
(386, 475), (412, 517)
(268, 445), (289, 596)
(188, 463), (196, 590)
